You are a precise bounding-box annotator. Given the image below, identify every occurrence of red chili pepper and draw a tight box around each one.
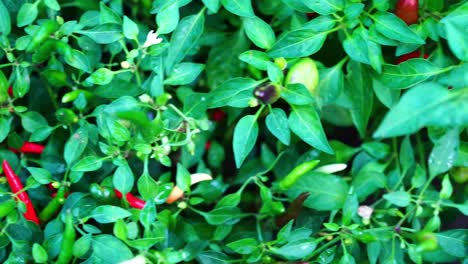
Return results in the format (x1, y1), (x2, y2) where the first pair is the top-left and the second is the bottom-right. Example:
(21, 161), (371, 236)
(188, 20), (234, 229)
(205, 141), (212, 151)
(307, 13), (317, 19)
(7, 86), (13, 96)
(114, 189), (146, 209)
(395, 0), (419, 25)
(396, 51), (428, 64)
(2, 160), (40, 224)
(210, 109), (226, 122)
(10, 142), (45, 154)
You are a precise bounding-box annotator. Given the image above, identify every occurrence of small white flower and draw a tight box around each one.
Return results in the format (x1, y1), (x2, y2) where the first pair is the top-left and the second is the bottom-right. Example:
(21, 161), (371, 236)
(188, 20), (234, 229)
(142, 30), (163, 48)
(358, 205), (373, 220)
(119, 255), (146, 264)
(120, 61), (131, 69)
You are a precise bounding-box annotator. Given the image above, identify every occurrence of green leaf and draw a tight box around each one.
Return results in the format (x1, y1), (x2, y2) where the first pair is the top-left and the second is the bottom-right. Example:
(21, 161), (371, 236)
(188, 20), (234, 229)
(226, 238), (258, 254)
(268, 29), (328, 58)
(123, 16), (139, 40)
(0, 118), (11, 143)
(137, 174), (159, 200)
(113, 164), (134, 194)
(44, 0), (60, 11)
(373, 12), (425, 44)
(436, 229), (468, 258)
(304, 0), (344, 15)
(0, 0), (11, 35)
(32, 243), (48, 263)
(208, 78), (262, 108)
(238, 50), (271, 70)
(77, 24), (123, 44)
(374, 83), (468, 138)
(176, 163), (191, 192)
(440, 3), (468, 61)
(375, 59), (442, 89)
(27, 167), (52, 184)
(71, 156), (103, 172)
(64, 49), (92, 73)
(428, 128), (459, 177)
(220, 0), (254, 17)
(21, 112), (49, 133)
(201, 0), (220, 13)
(100, 2), (121, 24)
(281, 83), (314, 105)
(90, 205), (132, 223)
(165, 11), (205, 73)
(265, 108), (290, 145)
(352, 166), (386, 200)
(233, 115), (259, 168)
(346, 61), (373, 138)
(164, 63), (205, 85)
(92, 235), (133, 263)
(286, 172), (348, 210)
(17, 3), (38, 27)
(201, 206), (242, 225)
(271, 239), (317, 260)
(383, 191), (410, 207)
(317, 62), (345, 106)
(372, 78), (400, 109)
(86, 68), (114, 86)
(63, 127), (88, 166)
(289, 105), (333, 154)
(156, 1), (179, 35)
(267, 63), (283, 84)
(243, 17), (275, 49)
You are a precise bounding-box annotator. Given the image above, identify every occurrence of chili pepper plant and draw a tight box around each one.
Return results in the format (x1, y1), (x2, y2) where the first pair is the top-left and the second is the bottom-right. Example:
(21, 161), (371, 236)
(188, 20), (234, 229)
(0, 0), (467, 263)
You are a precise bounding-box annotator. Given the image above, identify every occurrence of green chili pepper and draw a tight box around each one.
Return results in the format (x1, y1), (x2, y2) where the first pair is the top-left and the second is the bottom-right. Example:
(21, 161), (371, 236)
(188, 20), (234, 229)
(26, 20), (59, 52)
(90, 183), (114, 202)
(32, 39), (57, 63)
(56, 211), (76, 264)
(278, 160), (320, 191)
(39, 186), (66, 222)
(55, 108), (78, 124)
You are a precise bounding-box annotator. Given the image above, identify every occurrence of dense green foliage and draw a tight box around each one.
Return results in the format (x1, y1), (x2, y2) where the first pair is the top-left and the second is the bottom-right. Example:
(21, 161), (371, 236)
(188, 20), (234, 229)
(0, 0), (467, 263)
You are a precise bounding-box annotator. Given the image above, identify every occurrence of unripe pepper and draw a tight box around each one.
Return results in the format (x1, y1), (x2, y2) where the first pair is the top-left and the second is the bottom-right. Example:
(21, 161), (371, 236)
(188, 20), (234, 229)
(278, 160), (320, 191)
(56, 211), (76, 264)
(285, 58), (319, 95)
(253, 83), (282, 104)
(26, 20), (59, 52)
(395, 0), (419, 25)
(39, 186), (67, 222)
(2, 160), (40, 224)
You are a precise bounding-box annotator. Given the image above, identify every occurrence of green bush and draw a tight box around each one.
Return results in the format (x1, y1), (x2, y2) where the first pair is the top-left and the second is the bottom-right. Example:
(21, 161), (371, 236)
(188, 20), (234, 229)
(0, 0), (467, 263)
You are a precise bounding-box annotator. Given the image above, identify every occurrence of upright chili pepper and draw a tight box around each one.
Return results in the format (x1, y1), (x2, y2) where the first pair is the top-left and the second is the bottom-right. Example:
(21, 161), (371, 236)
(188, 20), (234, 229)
(7, 86), (12, 96)
(10, 142), (45, 154)
(210, 109), (226, 122)
(395, 0), (419, 25)
(39, 186), (67, 222)
(56, 211), (76, 264)
(114, 189), (146, 209)
(2, 160), (40, 224)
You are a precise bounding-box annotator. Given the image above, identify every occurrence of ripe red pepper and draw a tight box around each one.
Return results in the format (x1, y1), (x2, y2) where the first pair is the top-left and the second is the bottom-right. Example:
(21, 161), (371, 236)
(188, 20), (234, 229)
(2, 160), (40, 224)
(114, 189), (146, 209)
(205, 141), (212, 151)
(210, 109), (226, 122)
(395, 0), (419, 25)
(10, 142), (45, 154)
(7, 86), (13, 96)
(396, 51), (428, 64)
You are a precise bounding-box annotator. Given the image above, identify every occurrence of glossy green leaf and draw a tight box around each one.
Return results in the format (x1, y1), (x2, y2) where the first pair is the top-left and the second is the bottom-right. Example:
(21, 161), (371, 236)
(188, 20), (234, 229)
(243, 17), (275, 49)
(220, 0), (254, 17)
(374, 83), (468, 138)
(268, 29), (328, 58)
(289, 105), (333, 154)
(265, 108), (290, 145)
(233, 115), (259, 168)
